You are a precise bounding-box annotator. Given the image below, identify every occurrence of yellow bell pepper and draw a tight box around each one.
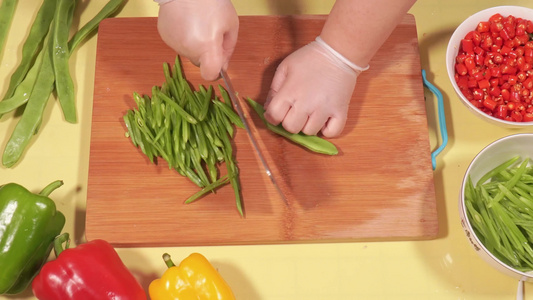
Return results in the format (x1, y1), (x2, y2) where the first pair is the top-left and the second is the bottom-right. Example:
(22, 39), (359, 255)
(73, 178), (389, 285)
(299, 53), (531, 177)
(149, 252), (236, 300)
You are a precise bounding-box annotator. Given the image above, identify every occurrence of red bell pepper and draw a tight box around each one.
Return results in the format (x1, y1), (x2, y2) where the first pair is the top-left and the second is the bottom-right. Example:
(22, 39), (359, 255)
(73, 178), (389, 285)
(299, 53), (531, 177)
(32, 233), (147, 300)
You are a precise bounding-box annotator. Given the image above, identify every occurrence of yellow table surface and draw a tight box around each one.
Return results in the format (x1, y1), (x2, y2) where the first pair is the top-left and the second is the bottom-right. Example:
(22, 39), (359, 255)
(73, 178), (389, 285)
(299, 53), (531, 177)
(2, 0), (533, 299)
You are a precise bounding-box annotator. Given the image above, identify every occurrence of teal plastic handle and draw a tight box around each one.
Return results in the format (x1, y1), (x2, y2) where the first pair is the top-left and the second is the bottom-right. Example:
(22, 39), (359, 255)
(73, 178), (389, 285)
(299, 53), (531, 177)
(422, 69), (448, 170)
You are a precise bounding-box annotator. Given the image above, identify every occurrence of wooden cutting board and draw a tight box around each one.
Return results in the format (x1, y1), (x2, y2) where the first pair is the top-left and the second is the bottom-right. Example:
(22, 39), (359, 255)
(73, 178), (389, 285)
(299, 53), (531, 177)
(86, 15), (438, 247)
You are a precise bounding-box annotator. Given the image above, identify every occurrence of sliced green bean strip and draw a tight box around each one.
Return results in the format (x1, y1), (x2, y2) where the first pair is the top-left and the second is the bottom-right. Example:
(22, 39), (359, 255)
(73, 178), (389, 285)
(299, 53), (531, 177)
(201, 121), (224, 156)
(0, 0), (17, 60)
(197, 85), (212, 121)
(206, 150), (218, 183)
(184, 175), (230, 204)
(489, 159), (529, 205)
(2, 0), (54, 100)
(123, 112), (137, 147)
(163, 62), (181, 101)
(185, 89), (202, 119)
(214, 103), (234, 137)
(194, 122), (209, 160)
(498, 184), (532, 214)
(246, 98), (339, 155)
(218, 84), (233, 107)
(216, 86), (244, 128)
(157, 90), (197, 124)
(499, 170), (533, 195)
(212, 100), (244, 129)
(53, 0), (77, 123)
(136, 116), (172, 164)
(184, 168), (204, 188)
(173, 56), (184, 83)
(229, 171), (243, 216)
(190, 148), (209, 187)
(478, 186), (503, 251)
(477, 156), (520, 187)
(134, 113), (159, 162)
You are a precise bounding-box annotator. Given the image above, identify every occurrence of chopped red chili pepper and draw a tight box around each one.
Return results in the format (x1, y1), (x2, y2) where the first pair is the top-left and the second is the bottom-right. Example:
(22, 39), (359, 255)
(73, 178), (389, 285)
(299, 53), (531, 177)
(455, 13), (533, 122)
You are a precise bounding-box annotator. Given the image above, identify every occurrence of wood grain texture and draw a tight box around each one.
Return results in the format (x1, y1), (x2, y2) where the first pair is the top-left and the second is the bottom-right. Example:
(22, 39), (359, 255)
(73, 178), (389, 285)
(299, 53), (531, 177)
(86, 15), (438, 247)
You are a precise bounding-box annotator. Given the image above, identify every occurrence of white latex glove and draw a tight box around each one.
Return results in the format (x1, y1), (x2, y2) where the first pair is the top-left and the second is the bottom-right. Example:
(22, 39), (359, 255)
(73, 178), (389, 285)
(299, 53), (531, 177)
(156, 0), (239, 81)
(264, 37), (368, 138)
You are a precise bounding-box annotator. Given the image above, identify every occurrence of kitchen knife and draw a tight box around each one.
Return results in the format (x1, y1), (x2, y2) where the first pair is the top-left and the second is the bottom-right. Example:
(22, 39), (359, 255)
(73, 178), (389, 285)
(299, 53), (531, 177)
(220, 70), (288, 206)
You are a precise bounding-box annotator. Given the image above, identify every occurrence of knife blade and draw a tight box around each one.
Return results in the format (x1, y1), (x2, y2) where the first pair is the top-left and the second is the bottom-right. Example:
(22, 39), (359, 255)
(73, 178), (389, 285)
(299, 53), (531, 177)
(220, 70), (288, 206)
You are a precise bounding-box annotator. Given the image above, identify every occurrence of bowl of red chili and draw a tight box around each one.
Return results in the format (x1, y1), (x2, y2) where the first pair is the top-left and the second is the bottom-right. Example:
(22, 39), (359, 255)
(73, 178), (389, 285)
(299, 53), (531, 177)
(447, 6), (533, 126)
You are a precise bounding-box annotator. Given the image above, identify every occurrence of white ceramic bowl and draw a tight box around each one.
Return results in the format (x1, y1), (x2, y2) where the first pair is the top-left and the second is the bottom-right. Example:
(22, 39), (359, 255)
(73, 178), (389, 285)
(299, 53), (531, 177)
(459, 133), (533, 281)
(446, 6), (533, 128)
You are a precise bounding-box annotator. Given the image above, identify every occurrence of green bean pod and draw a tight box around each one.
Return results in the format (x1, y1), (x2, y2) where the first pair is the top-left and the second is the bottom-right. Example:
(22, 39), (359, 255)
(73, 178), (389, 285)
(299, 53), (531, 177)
(0, 0), (18, 60)
(2, 32), (55, 168)
(2, 0), (126, 167)
(0, 47), (45, 115)
(52, 0), (77, 123)
(246, 98), (339, 155)
(68, 0), (125, 51)
(2, 0), (55, 101)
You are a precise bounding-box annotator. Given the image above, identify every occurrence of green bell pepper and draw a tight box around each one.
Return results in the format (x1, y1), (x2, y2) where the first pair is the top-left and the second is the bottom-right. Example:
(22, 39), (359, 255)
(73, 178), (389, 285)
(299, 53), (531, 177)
(0, 180), (66, 294)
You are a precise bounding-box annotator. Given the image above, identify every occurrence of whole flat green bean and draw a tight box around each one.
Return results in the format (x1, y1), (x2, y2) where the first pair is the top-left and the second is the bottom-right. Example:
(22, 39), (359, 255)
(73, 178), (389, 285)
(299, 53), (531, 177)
(0, 0), (18, 60)
(2, 0), (121, 118)
(68, 0), (125, 51)
(246, 98), (339, 155)
(0, 46), (45, 115)
(2, 0), (55, 100)
(2, 33), (55, 168)
(52, 0), (77, 123)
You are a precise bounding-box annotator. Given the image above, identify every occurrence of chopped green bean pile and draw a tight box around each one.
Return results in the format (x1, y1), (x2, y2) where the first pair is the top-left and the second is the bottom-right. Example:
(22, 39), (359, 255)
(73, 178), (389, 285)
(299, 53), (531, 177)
(0, 0), (125, 168)
(124, 57), (245, 216)
(465, 156), (533, 272)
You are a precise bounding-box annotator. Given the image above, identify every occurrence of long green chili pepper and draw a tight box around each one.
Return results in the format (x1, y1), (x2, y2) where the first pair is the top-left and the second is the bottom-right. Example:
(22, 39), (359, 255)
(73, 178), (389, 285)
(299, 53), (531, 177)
(0, 0), (18, 60)
(2, 0), (54, 101)
(246, 97), (339, 155)
(52, 0), (77, 123)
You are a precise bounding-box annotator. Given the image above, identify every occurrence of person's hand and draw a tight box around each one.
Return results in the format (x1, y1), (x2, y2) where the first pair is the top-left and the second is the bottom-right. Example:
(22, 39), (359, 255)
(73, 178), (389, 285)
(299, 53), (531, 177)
(156, 0), (239, 81)
(264, 37), (367, 138)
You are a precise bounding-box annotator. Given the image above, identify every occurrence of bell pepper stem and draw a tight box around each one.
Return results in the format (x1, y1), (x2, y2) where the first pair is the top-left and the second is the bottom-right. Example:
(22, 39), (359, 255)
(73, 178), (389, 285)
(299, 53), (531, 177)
(54, 232), (70, 257)
(39, 180), (64, 197)
(163, 253), (176, 268)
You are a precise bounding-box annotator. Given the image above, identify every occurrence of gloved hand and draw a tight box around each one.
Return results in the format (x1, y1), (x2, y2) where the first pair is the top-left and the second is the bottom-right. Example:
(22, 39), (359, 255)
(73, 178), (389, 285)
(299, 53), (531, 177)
(264, 37), (368, 138)
(156, 0), (239, 81)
